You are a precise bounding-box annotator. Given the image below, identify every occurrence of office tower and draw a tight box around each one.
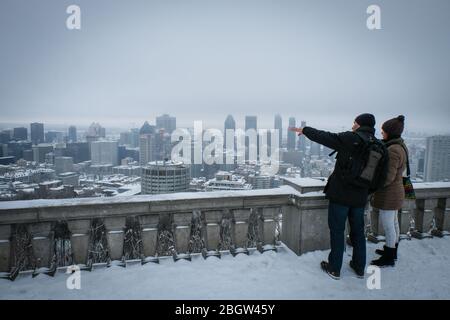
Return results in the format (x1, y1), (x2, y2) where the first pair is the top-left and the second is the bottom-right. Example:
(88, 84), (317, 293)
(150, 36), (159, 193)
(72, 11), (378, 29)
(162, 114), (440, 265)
(156, 114), (176, 134)
(90, 141), (119, 166)
(87, 122), (106, 139)
(245, 116), (258, 160)
(65, 142), (90, 163)
(119, 132), (131, 146)
(274, 114), (282, 148)
(45, 131), (63, 143)
(55, 156), (74, 174)
(141, 160), (190, 194)
(297, 121), (307, 153)
(424, 135), (450, 182)
(30, 123), (44, 145)
(6, 141), (32, 160)
(224, 115), (236, 151)
(13, 127), (28, 141)
(129, 128), (140, 148)
(68, 126), (77, 143)
(139, 121), (157, 166)
(33, 144), (54, 163)
(287, 117), (296, 151)
(0, 131), (12, 144)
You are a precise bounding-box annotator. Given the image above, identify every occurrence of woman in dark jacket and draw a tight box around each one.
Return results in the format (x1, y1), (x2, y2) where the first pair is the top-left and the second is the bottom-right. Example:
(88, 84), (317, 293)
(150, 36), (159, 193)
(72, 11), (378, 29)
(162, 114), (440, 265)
(371, 115), (408, 267)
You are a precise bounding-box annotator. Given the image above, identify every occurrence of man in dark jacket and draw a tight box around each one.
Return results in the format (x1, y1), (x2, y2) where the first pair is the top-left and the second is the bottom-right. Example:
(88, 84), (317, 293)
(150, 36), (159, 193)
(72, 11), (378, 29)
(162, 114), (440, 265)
(290, 113), (376, 280)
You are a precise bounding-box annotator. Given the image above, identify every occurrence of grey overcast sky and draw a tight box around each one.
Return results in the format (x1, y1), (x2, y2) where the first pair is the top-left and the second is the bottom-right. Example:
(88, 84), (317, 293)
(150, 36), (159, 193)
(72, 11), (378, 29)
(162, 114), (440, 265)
(0, 0), (449, 133)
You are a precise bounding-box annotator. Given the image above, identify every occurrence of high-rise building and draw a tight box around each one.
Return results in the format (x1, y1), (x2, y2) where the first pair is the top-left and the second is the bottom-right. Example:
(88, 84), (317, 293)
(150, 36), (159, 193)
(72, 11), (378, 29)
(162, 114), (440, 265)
(90, 141), (119, 166)
(55, 156), (74, 174)
(224, 115), (236, 151)
(245, 116), (258, 160)
(287, 117), (296, 151)
(45, 131), (63, 143)
(30, 123), (44, 145)
(87, 122), (106, 140)
(297, 121), (307, 153)
(141, 160), (190, 194)
(13, 127), (28, 141)
(424, 135), (450, 182)
(156, 114), (176, 134)
(139, 121), (157, 166)
(68, 126), (77, 143)
(0, 131), (12, 144)
(33, 144), (54, 163)
(65, 142), (90, 163)
(274, 114), (282, 148)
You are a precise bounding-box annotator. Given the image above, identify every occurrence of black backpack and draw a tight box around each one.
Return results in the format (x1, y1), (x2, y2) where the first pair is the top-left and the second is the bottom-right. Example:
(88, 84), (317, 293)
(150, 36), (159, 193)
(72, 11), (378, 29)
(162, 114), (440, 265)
(336, 132), (389, 193)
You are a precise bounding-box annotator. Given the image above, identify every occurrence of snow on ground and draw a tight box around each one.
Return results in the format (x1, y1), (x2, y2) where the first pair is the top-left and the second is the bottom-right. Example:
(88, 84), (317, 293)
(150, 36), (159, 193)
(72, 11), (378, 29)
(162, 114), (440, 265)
(1, 237), (450, 300)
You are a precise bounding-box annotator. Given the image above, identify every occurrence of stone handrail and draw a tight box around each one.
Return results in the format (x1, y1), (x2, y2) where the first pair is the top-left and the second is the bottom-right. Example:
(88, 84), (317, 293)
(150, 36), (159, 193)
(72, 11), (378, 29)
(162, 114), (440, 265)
(0, 182), (449, 277)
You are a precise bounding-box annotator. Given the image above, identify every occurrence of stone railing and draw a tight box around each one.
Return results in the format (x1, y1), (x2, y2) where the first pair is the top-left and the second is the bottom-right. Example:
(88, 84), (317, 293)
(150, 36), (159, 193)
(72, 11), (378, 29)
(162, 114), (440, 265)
(368, 182), (450, 241)
(0, 181), (449, 280)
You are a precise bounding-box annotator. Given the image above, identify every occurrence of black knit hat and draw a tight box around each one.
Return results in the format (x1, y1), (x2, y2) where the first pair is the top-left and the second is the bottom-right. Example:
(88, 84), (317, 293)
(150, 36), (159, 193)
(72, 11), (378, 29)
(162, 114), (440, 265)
(355, 113), (376, 128)
(382, 115), (405, 138)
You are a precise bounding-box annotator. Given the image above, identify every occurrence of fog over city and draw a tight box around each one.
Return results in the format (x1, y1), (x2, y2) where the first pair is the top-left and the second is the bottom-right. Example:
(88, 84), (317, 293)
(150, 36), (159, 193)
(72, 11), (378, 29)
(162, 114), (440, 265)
(1, 0), (449, 133)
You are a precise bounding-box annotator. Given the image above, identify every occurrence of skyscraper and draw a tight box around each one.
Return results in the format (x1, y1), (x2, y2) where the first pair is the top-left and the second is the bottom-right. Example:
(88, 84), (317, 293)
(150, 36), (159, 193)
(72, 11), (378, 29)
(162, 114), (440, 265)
(297, 121), (307, 153)
(245, 116), (258, 161)
(224, 115), (236, 151)
(156, 114), (176, 134)
(13, 127), (28, 141)
(90, 141), (119, 166)
(424, 135), (450, 182)
(30, 123), (44, 145)
(68, 126), (77, 143)
(274, 114), (282, 148)
(287, 117), (296, 151)
(139, 121), (157, 166)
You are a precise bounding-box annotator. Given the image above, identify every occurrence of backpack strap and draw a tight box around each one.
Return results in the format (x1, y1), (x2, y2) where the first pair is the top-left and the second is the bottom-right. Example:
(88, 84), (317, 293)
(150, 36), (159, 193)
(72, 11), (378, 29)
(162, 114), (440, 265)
(386, 140), (411, 177)
(328, 131), (367, 158)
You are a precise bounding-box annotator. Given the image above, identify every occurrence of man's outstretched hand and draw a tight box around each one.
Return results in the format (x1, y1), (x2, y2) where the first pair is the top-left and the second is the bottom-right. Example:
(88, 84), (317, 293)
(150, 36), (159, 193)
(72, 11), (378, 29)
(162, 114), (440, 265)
(288, 127), (303, 136)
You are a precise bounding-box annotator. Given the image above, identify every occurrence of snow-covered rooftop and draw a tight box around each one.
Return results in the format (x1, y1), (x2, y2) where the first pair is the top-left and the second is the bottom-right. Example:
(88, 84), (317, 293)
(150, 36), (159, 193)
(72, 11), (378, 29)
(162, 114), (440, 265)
(1, 237), (449, 299)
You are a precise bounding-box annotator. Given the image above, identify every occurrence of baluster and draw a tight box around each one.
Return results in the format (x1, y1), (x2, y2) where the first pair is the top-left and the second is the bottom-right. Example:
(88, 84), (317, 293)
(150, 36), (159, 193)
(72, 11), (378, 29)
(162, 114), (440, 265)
(258, 207), (278, 252)
(202, 210), (222, 258)
(138, 214), (159, 264)
(103, 217), (126, 262)
(0, 225), (11, 273)
(412, 199), (436, 239)
(28, 222), (54, 270)
(431, 198), (449, 237)
(67, 219), (91, 266)
(231, 208), (251, 256)
(173, 212), (192, 261)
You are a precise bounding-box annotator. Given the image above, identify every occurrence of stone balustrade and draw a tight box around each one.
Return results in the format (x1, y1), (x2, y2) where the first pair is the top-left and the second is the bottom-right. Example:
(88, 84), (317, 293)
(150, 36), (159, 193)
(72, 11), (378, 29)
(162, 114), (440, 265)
(368, 182), (450, 241)
(0, 181), (449, 279)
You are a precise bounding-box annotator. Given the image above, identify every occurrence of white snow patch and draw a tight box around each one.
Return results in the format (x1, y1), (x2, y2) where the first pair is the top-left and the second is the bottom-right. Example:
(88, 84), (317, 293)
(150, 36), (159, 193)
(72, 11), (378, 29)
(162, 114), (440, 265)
(1, 237), (450, 299)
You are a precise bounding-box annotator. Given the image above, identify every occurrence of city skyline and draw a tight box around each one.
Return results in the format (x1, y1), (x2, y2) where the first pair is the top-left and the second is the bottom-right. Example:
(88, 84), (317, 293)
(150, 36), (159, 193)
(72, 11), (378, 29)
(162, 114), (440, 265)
(1, 0), (450, 133)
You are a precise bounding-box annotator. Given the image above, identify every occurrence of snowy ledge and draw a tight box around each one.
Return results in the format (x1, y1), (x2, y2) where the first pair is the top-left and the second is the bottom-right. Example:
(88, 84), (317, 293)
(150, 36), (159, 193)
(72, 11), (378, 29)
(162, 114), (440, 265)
(1, 238), (450, 300)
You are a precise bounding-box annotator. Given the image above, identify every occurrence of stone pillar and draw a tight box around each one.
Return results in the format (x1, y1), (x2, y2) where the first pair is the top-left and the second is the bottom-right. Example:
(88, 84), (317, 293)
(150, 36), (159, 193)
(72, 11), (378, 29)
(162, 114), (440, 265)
(203, 210), (222, 252)
(412, 199), (436, 239)
(432, 198), (449, 237)
(0, 225), (11, 272)
(259, 207), (277, 246)
(67, 219), (91, 265)
(103, 217), (126, 261)
(399, 199), (415, 236)
(281, 196), (330, 255)
(232, 208), (251, 248)
(173, 212), (192, 254)
(138, 215), (159, 257)
(29, 222), (53, 268)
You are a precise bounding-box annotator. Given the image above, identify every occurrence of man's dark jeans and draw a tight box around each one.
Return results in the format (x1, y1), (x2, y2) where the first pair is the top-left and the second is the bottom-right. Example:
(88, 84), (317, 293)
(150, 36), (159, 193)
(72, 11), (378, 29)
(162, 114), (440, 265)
(327, 201), (366, 273)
